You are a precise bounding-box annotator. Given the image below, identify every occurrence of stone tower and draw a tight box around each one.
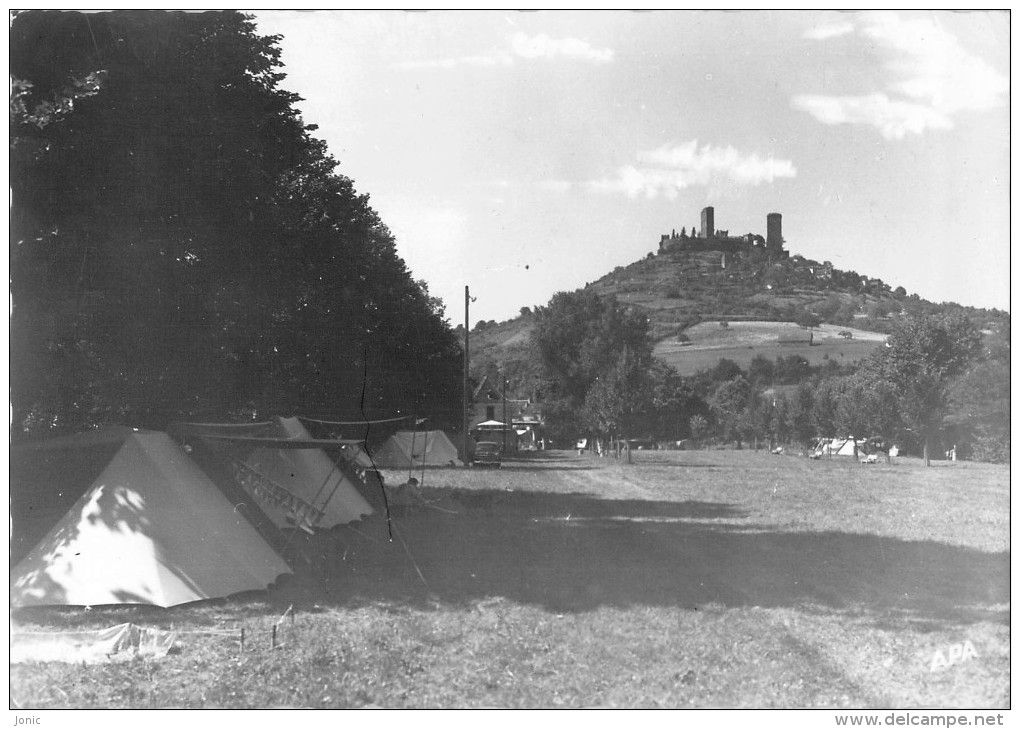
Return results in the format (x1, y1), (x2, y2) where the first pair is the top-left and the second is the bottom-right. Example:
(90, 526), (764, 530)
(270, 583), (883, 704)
(700, 206), (715, 239)
(766, 213), (783, 249)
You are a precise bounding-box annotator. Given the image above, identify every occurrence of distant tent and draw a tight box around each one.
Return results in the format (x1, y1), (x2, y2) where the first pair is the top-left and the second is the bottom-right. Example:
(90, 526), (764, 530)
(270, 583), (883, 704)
(833, 438), (865, 456)
(179, 417), (374, 532)
(10, 430), (291, 608)
(813, 437), (865, 457)
(374, 430), (463, 469)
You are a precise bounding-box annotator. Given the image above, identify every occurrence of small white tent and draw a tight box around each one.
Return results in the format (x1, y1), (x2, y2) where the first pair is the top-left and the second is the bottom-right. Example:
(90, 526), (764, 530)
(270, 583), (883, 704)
(814, 437), (866, 456)
(374, 430), (463, 468)
(10, 430), (291, 608)
(833, 438), (867, 456)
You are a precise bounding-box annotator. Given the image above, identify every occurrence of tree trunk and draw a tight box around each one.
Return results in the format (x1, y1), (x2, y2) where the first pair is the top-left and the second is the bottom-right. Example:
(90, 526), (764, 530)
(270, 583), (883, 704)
(923, 437), (930, 467)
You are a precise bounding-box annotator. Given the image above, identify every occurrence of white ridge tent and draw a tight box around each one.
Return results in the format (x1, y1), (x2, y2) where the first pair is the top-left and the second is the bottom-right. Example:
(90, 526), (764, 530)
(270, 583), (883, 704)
(374, 430), (463, 469)
(10, 430), (291, 608)
(814, 437), (866, 456)
(180, 416), (374, 531)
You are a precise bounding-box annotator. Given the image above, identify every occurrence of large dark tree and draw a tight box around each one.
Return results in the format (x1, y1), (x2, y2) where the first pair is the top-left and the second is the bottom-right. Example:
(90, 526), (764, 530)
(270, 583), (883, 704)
(10, 10), (461, 437)
(708, 376), (751, 448)
(863, 313), (981, 465)
(531, 290), (654, 441)
(946, 317), (1010, 463)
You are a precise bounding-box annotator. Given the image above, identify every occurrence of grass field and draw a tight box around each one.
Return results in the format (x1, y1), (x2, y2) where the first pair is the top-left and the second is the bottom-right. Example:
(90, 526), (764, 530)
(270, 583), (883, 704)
(654, 321), (887, 376)
(10, 450), (1009, 709)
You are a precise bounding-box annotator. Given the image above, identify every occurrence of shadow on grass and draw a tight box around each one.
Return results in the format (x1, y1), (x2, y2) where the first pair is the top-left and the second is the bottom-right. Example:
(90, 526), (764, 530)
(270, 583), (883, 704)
(287, 488), (1009, 627)
(13, 487), (1008, 631)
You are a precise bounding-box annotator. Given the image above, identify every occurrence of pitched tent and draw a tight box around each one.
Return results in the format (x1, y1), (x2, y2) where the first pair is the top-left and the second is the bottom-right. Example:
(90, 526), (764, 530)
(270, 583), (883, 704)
(179, 417), (373, 531)
(813, 437), (865, 456)
(10, 430), (291, 608)
(835, 438), (866, 456)
(10, 425), (138, 564)
(374, 430), (463, 469)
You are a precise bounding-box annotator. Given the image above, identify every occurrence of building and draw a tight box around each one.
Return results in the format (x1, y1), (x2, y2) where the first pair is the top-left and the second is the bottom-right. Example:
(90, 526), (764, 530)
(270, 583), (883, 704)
(766, 213), (783, 252)
(658, 207), (788, 258)
(700, 206), (715, 238)
(470, 375), (544, 452)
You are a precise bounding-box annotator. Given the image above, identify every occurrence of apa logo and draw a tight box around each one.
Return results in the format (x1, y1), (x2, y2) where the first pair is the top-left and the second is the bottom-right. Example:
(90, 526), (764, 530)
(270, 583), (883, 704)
(929, 640), (978, 672)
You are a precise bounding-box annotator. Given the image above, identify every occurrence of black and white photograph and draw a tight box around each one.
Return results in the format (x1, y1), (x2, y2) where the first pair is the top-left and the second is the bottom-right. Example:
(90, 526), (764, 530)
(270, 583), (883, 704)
(9, 9), (1010, 716)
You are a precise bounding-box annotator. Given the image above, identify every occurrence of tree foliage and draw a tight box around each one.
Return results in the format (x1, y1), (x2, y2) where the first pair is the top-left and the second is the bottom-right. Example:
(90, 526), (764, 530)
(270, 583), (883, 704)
(580, 347), (648, 437)
(10, 10), (462, 436)
(532, 290), (671, 440)
(708, 376), (751, 447)
(946, 318), (1010, 463)
(865, 314), (980, 464)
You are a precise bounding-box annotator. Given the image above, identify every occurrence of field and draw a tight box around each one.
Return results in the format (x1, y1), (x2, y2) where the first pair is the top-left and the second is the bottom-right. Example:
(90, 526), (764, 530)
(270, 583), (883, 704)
(10, 450), (1009, 709)
(654, 321), (887, 376)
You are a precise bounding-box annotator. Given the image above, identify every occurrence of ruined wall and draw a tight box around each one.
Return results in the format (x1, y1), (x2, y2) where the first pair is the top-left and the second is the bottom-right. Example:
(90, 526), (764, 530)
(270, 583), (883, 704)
(659, 208), (786, 257)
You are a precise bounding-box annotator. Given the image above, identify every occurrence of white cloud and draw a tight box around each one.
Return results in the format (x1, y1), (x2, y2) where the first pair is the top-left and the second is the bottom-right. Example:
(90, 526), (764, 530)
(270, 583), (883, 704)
(792, 93), (953, 140)
(804, 21), (854, 40)
(588, 141), (796, 199)
(393, 32), (613, 70)
(509, 32), (613, 63)
(860, 12), (1008, 114)
(794, 12), (1008, 138)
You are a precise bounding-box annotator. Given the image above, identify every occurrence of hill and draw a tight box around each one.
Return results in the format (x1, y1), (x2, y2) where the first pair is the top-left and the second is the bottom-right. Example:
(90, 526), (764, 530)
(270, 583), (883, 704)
(467, 245), (1007, 389)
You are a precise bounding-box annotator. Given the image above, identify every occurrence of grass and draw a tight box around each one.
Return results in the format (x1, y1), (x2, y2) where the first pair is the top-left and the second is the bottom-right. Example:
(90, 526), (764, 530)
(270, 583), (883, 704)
(653, 321), (887, 376)
(10, 450), (1009, 709)
(653, 340), (882, 377)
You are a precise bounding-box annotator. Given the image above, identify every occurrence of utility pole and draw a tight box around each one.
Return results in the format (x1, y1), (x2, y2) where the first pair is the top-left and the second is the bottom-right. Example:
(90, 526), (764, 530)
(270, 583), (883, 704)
(463, 285), (471, 465)
(502, 375), (508, 454)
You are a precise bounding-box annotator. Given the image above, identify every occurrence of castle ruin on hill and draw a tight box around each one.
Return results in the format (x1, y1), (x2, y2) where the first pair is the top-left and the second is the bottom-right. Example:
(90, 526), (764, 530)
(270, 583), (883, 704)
(658, 206), (788, 258)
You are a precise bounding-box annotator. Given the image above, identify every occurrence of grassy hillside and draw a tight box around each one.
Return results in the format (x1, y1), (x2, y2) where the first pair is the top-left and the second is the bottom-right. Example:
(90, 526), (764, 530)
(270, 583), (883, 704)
(468, 245), (1006, 383)
(654, 321), (886, 377)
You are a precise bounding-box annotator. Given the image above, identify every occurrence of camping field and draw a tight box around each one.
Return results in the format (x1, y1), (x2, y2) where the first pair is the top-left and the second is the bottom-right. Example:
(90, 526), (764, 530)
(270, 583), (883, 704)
(10, 449), (1010, 709)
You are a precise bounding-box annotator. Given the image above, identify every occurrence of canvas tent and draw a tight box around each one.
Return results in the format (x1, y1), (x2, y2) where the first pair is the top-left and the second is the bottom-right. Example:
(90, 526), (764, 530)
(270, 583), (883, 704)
(179, 417), (374, 532)
(374, 430), (463, 469)
(814, 437), (866, 456)
(10, 430), (291, 608)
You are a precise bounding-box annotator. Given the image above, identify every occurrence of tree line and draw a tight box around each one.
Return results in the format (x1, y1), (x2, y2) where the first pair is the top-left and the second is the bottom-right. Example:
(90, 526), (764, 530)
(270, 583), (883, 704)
(10, 11), (463, 439)
(531, 290), (1009, 464)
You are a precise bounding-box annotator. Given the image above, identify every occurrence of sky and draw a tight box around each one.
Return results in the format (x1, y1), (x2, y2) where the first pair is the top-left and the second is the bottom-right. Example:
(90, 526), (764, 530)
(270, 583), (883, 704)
(251, 10), (1010, 325)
